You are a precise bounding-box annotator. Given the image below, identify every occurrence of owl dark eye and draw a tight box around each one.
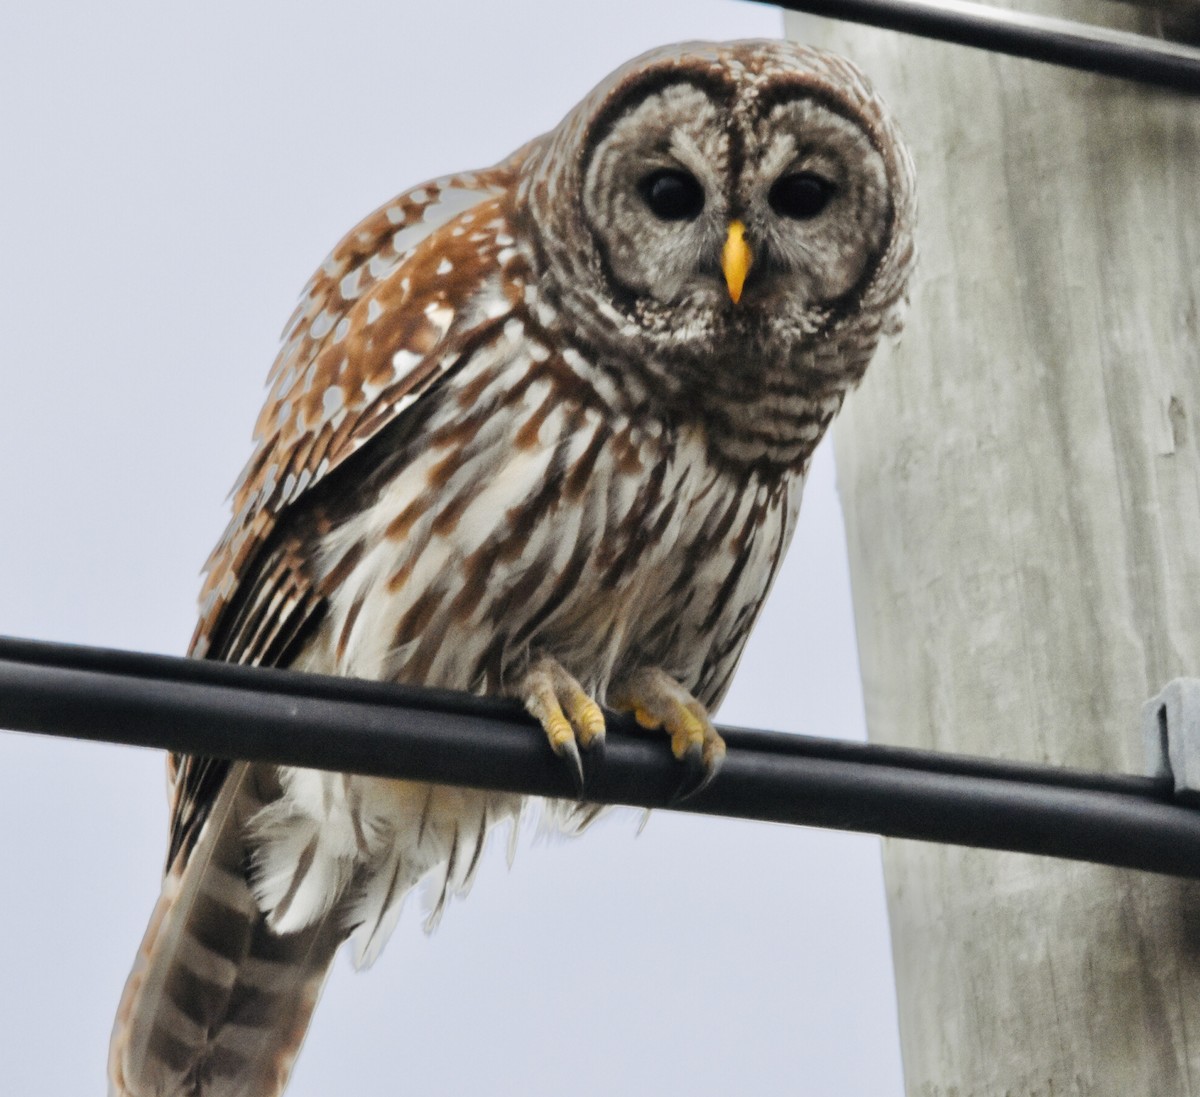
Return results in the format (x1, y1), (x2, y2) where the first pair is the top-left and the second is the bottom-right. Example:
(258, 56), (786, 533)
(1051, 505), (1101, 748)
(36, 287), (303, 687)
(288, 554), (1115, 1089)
(769, 172), (836, 220)
(639, 169), (705, 221)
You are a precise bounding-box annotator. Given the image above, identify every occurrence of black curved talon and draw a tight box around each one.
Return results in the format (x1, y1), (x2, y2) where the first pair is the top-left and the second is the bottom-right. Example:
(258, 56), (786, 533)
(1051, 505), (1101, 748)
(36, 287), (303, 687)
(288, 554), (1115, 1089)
(581, 729), (606, 778)
(555, 735), (586, 799)
(568, 732), (605, 801)
(669, 746), (723, 805)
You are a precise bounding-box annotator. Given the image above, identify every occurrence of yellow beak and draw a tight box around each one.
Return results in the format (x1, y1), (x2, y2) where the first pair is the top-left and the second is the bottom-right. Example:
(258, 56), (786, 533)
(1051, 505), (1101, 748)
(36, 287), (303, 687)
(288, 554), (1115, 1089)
(721, 220), (752, 304)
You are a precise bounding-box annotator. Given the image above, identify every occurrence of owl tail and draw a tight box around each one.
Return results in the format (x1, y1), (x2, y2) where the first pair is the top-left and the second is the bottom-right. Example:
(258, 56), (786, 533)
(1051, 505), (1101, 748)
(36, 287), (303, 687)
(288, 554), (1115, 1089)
(108, 762), (343, 1097)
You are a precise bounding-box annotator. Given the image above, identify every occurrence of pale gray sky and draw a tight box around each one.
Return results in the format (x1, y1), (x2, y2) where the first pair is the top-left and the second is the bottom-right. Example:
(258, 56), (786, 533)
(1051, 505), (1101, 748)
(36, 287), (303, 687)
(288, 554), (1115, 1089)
(0, 2), (903, 1093)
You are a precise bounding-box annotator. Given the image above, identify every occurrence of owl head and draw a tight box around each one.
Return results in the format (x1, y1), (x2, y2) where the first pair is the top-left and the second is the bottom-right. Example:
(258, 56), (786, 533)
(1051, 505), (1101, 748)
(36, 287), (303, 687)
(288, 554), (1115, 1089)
(520, 40), (916, 414)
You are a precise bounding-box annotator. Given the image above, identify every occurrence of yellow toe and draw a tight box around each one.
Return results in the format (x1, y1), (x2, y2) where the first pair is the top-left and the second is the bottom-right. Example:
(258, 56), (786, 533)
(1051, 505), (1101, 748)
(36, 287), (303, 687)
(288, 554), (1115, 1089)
(573, 698), (606, 747)
(544, 712), (574, 751)
(667, 708), (706, 759)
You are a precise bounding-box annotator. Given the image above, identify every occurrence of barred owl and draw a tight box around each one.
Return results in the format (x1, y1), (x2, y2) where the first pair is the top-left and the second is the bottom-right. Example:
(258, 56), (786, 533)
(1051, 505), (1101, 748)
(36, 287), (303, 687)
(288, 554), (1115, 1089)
(110, 39), (915, 1097)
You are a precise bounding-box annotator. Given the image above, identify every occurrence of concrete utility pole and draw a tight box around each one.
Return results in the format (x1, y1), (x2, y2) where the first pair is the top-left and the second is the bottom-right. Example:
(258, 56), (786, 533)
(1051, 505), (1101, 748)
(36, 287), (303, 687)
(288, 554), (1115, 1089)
(788, 4), (1200, 1093)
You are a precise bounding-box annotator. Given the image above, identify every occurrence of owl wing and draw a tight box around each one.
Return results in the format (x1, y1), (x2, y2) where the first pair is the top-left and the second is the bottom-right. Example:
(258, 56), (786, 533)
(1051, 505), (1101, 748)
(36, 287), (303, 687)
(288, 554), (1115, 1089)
(167, 150), (535, 869)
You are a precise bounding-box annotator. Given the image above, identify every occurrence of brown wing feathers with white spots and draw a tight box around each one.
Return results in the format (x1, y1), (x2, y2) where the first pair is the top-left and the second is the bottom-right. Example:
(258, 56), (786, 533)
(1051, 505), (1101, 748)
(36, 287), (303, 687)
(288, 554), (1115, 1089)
(164, 165), (530, 870)
(192, 161), (525, 657)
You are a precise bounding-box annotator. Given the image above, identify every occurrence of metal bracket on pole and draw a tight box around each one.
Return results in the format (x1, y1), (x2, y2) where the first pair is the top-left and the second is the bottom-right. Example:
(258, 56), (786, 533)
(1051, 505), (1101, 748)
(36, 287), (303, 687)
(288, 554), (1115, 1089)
(1143, 679), (1200, 803)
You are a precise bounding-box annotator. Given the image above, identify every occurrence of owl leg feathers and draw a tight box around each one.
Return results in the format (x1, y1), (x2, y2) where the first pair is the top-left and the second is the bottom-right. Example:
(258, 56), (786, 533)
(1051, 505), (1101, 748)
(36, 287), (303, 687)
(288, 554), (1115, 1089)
(611, 668), (726, 800)
(515, 655), (607, 793)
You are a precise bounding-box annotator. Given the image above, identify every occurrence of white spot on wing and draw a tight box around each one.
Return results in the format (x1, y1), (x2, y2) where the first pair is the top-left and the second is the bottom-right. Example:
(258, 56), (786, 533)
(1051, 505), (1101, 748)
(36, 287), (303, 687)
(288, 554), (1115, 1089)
(310, 310), (334, 340)
(367, 299), (383, 324)
(423, 187), (488, 224)
(276, 366), (297, 395)
(424, 303), (454, 336)
(392, 224), (429, 255)
(436, 258), (453, 276)
(323, 387), (345, 416)
(393, 349), (422, 373)
(340, 268), (364, 300)
(369, 253), (398, 279)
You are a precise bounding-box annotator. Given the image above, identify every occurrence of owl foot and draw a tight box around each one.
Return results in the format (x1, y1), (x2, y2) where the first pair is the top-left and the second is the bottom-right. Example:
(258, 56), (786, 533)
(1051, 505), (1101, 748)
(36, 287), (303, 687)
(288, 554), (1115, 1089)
(610, 669), (726, 802)
(515, 656), (606, 796)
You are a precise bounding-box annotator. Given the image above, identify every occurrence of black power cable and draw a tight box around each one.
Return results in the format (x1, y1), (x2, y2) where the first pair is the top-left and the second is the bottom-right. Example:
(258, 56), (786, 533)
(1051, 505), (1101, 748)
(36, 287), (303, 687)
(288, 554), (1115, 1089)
(774, 0), (1200, 92)
(1, 635), (1198, 878)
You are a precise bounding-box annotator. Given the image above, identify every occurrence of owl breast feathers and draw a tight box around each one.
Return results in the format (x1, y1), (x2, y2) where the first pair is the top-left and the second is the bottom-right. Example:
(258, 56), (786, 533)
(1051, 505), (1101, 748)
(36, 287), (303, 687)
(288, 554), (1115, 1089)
(110, 39), (915, 1097)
